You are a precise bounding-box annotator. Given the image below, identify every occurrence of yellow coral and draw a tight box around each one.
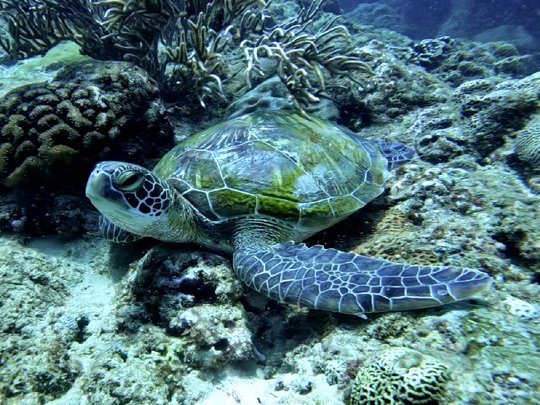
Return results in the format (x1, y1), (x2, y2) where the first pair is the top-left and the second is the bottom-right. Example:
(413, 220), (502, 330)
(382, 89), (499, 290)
(40, 144), (79, 166)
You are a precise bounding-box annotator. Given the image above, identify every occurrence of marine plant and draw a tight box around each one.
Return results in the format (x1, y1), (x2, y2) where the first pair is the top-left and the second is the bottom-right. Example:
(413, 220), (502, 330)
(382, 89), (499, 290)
(0, 0), (370, 108)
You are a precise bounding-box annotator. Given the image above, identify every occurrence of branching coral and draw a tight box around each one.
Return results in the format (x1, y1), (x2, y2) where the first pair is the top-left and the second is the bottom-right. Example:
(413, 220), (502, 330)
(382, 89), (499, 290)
(0, 0), (107, 58)
(0, 0), (371, 108)
(241, 0), (372, 108)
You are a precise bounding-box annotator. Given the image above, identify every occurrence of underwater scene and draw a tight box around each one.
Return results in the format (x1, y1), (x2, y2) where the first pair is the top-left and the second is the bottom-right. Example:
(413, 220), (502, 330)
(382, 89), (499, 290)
(0, 0), (539, 403)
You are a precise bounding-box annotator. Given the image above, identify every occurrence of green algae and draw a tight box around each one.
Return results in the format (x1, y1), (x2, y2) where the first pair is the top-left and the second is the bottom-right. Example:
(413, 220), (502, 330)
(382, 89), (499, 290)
(0, 42), (90, 97)
(210, 188), (257, 216)
(258, 194), (301, 219)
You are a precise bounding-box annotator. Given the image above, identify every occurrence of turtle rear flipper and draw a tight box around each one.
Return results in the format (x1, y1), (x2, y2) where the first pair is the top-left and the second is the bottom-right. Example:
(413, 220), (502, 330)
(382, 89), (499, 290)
(232, 242), (491, 316)
(375, 140), (415, 170)
(98, 215), (142, 244)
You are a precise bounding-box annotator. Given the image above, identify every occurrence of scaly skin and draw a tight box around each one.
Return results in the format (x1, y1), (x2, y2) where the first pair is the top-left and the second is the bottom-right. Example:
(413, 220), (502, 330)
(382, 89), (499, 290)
(232, 241), (491, 316)
(86, 111), (492, 316)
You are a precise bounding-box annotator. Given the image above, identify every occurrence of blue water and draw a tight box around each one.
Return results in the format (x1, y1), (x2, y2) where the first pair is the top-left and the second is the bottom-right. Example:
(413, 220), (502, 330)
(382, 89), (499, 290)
(343, 0), (540, 52)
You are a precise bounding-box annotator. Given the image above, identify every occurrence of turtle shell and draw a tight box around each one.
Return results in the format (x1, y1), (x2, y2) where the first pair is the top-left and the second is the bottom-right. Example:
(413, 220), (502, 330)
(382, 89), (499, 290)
(153, 111), (388, 229)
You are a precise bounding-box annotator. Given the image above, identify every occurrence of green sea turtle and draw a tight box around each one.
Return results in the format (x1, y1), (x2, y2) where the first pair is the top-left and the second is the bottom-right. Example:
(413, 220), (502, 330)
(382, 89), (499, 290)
(86, 110), (491, 316)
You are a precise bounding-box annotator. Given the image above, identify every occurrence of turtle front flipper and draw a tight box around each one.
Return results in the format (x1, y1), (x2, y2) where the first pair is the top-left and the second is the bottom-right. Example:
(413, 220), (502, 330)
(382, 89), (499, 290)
(232, 242), (491, 316)
(98, 215), (142, 244)
(374, 140), (415, 170)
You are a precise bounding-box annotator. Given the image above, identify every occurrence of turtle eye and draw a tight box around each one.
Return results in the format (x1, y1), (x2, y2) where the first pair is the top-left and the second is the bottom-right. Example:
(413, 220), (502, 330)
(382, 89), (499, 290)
(115, 171), (144, 192)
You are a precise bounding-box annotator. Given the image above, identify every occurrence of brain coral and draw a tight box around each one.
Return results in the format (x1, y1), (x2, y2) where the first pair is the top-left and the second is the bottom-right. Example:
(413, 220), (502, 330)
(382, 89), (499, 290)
(516, 114), (540, 170)
(0, 61), (170, 188)
(350, 347), (449, 405)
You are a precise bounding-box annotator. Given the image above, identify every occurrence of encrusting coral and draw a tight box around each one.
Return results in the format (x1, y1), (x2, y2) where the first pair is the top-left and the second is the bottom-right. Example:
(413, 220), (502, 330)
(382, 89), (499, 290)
(410, 36), (454, 69)
(349, 347), (449, 405)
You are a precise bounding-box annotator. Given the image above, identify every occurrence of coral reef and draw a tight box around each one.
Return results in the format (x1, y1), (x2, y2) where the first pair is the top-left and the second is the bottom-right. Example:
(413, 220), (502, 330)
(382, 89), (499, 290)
(374, 161), (540, 273)
(0, 0), (371, 109)
(329, 29), (450, 127)
(0, 1), (539, 404)
(458, 73), (539, 156)
(410, 36), (454, 70)
(391, 71), (539, 165)
(349, 347), (449, 405)
(412, 38), (481, 84)
(409, 35), (537, 87)
(0, 238), (86, 401)
(516, 113), (540, 170)
(0, 60), (170, 188)
(114, 245), (252, 369)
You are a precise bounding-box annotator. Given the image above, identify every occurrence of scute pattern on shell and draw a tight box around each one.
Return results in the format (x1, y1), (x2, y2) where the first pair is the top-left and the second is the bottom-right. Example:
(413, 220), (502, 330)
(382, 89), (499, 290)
(153, 111), (389, 228)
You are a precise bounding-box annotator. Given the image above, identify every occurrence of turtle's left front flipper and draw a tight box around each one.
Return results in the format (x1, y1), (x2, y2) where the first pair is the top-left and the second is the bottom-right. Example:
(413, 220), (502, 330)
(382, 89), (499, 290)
(98, 215), (142, 244)
(232, 242), (491, 316)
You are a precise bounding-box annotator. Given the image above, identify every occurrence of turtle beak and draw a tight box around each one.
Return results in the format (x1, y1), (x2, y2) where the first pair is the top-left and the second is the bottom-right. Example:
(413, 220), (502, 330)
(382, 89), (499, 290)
(86, 162), (122, 204)
(86, 167), (105, 202)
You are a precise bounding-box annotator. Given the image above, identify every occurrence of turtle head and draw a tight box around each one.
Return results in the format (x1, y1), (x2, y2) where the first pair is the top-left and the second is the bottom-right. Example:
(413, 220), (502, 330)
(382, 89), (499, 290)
(86, 161), (174, 238)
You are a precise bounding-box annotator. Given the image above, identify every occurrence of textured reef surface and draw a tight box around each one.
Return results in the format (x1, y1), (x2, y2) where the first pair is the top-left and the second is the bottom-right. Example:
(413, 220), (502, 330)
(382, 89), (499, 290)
(0, 1), (539, 404)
